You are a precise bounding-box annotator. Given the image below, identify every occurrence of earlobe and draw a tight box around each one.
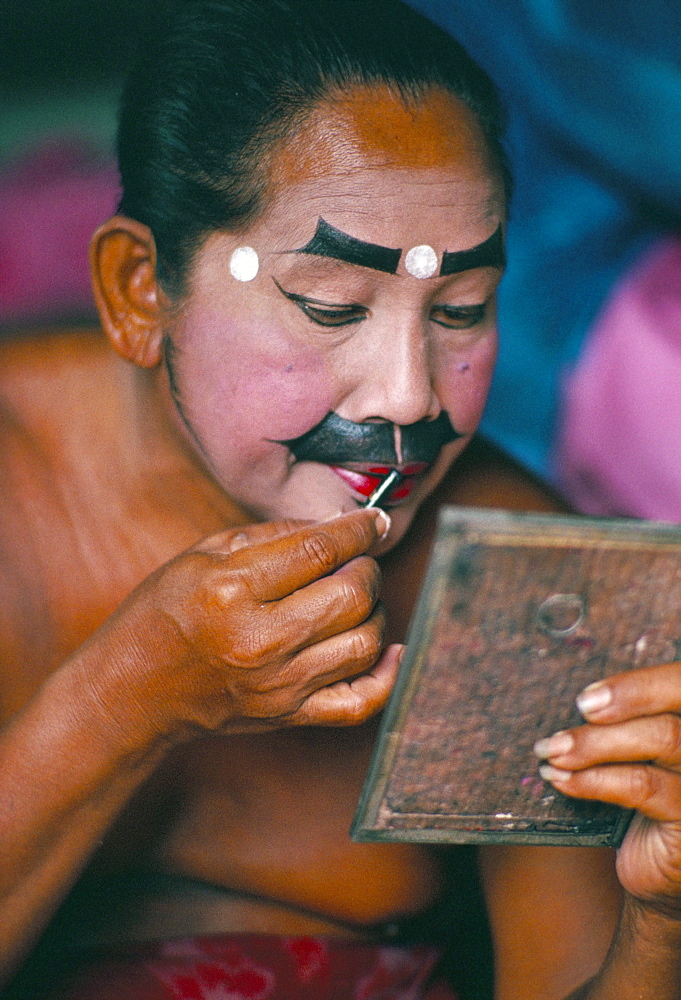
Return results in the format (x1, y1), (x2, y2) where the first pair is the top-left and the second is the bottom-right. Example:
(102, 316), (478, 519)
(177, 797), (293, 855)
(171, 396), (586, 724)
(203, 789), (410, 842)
(90, 216), (166, 368)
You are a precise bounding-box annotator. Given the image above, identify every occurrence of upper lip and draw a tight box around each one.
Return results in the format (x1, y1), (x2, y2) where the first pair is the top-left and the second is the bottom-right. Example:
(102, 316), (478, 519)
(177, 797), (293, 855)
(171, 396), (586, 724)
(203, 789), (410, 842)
(327, 463), (431, 504)
(328, 462), (429, 476)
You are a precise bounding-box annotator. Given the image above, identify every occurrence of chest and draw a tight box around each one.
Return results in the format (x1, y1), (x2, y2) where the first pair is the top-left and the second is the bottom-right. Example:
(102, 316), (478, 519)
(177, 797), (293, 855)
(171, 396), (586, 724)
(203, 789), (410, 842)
(0, 458), (193, 721)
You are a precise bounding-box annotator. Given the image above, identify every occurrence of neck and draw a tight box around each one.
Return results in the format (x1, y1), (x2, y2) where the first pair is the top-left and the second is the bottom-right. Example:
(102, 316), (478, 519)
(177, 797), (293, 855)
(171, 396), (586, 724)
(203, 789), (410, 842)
(115, 354), (251, 537)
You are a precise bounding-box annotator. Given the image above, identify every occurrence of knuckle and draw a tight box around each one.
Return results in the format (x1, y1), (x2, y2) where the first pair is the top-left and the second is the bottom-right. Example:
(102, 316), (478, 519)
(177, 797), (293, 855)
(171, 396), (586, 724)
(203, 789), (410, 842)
(657, 713), (681, 761)
(214, 563), (262, 607)
(224, 530), (251, 554)
(357, 555), (382, 598)
(228, 613), (294, 673)
(301, 531), (339, 575)
(628, 765), (661, 807)
(214, 577), (247, 609)
(224, 620), (269, 668)
(168, 549), (212, 584)
(347, 625), (381, 666)
(337, 576), (375, 623)
(170, 551), (233, 602)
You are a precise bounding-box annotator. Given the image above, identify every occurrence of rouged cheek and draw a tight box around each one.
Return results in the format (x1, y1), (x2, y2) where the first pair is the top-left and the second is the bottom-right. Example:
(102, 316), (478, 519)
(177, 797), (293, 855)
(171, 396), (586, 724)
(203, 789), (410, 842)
(174, 316), (337, 460)
(433, 338), (497, 433)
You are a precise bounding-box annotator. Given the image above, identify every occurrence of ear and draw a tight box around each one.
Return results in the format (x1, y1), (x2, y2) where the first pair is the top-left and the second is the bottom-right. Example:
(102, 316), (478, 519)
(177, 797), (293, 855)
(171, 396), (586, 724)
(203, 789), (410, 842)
(90, 216), (167, 368)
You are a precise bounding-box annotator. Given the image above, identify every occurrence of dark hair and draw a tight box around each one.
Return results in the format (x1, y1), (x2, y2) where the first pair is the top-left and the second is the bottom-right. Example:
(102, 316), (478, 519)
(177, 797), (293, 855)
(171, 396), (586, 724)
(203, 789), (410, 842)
(118, 0), (509, 296)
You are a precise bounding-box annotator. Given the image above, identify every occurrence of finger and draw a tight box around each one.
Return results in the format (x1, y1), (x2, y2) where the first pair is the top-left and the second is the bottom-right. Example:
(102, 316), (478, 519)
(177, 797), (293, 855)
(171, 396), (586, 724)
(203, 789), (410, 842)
(224, 580), (385, 683)
(575, 661), (681, 724)
(229, 508), (390, 601)
(209, 608), (387, 727)
(282, 604), (388, 695)
(534, 714), (681, 771)
(262, 556), (382, 652)
(538, 761), (681, 823)
(289, 643), (403, 727)
(191, 518), (312, 555)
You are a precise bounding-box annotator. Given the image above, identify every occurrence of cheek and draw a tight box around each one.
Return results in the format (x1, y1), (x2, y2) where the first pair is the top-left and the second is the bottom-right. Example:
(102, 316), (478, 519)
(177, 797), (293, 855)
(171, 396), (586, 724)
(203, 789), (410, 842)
(433, 335), (497, 432)
(175, 309), (336, 453)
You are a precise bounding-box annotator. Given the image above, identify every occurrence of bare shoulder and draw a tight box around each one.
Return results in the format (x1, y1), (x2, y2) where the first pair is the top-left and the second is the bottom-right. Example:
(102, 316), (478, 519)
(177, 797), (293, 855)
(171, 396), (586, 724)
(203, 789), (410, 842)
(0, 327), (109, 525)
(443, 435), (569, 513)
(0, 326), (110, 429)
(0, 328), (110, 718)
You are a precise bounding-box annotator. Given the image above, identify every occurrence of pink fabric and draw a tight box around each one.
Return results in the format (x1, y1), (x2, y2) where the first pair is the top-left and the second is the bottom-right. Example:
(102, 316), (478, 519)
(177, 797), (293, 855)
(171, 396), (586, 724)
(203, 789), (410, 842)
(0, 139), (119, 325)
(555, 236), (681, 521)
(51, 934), (458, 1000)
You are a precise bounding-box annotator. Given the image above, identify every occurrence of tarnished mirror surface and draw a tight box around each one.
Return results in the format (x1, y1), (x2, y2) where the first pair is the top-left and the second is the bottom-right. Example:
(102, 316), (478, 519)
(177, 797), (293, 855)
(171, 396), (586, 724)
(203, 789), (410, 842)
(353, 508), (681, 846)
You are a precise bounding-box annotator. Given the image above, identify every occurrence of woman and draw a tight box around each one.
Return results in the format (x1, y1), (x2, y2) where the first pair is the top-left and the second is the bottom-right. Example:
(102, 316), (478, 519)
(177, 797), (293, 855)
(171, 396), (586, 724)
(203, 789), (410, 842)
(1, 2), (680, 998)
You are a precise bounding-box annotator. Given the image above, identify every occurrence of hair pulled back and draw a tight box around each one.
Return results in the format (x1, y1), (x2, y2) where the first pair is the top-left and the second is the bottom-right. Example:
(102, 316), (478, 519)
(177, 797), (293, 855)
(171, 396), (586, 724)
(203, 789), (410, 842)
(118, 0), (509, 295)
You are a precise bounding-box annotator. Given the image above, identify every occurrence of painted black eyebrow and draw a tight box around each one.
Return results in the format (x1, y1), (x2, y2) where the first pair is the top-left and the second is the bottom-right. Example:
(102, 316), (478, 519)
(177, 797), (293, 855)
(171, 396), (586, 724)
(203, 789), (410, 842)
(291, 217), (402, 274)
(439, 224), (505, 276)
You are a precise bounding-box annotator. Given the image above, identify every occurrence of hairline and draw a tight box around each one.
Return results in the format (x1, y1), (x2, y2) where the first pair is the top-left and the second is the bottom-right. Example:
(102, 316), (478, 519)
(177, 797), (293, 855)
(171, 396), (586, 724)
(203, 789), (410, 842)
(158, 81), (509, 299)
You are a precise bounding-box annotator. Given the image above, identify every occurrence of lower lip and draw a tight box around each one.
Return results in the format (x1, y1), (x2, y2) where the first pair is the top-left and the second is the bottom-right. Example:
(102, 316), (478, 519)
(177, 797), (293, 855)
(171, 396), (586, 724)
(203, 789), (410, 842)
(329, 467), (425, 505)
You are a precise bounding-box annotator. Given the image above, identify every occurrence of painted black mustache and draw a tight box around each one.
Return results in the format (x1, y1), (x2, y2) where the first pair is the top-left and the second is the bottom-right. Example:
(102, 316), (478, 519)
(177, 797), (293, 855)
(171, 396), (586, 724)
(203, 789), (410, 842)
(276, 411), (462, 466)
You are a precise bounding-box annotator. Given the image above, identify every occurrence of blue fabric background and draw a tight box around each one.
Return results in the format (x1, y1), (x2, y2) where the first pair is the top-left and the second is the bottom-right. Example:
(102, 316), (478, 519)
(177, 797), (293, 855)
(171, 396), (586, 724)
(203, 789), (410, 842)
(406, 0), (681, 478)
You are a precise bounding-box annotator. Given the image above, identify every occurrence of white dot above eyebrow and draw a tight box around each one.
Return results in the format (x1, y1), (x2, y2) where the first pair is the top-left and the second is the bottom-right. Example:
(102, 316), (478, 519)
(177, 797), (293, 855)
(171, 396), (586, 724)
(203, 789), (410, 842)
(404, 245), (438, 279)
(229, 246), (259, 282)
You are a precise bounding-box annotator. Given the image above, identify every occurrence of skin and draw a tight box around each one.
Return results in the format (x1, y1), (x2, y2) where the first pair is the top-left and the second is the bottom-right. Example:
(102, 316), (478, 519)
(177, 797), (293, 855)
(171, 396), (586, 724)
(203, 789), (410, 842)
(1, 84), (681, 1000)
(142, 96), (503, 547)
(286, 215), (505, 276)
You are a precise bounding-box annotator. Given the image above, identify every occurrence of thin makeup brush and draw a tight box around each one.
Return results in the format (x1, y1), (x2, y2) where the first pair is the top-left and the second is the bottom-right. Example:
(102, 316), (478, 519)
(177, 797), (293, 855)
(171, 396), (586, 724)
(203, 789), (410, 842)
(363, 469), (403, 509)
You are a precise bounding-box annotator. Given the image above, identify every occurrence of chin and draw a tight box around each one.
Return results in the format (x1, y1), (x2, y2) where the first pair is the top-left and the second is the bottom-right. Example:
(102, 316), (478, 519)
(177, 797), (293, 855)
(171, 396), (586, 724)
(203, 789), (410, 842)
(230, 462), (356, 525)
(221, 439), (465, 549)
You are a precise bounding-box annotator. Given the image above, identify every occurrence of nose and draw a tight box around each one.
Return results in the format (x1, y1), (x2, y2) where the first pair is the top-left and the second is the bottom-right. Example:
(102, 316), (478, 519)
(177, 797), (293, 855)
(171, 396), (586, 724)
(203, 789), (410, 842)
(338, 311), (440, 427)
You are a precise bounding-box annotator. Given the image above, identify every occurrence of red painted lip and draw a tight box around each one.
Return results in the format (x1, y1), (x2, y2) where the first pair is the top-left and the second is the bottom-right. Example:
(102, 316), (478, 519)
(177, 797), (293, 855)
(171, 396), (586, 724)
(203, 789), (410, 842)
(329, 465), (429, 505)
(367, 463), (428, 476)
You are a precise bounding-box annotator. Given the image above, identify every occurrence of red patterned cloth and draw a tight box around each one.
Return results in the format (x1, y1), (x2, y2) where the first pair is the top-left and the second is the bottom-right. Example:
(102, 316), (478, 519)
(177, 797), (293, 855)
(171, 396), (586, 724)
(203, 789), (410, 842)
(51, 934), (458, 1000)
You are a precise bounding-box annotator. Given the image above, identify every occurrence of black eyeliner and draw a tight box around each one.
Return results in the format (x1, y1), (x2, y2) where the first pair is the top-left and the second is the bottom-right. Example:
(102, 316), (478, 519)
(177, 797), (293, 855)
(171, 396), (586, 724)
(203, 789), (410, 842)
(272, 277), (353, 308)
(432, 304), (486, 328)
(272, 278), (365, 325)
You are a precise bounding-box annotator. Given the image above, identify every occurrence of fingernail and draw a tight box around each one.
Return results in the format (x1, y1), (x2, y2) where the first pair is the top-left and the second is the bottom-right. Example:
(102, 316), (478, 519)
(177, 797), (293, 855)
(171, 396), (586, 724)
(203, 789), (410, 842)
(373, 510), (391, 540)
(539, 764), (572, 783)
(533, 731), (573, 759)
(576, 681), (612, 715)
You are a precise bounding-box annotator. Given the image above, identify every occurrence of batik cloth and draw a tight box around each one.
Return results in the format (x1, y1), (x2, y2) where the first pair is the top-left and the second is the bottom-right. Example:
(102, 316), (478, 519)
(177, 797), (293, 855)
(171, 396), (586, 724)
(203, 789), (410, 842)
(50, 933), (458, 1000)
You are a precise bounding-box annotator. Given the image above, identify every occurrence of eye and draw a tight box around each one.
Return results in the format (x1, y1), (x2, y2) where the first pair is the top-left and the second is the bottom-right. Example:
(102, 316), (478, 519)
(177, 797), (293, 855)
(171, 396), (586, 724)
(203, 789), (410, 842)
(274, 280), (367, 328)
(294, 300), (366, 327)
(430, 304), (487, 330)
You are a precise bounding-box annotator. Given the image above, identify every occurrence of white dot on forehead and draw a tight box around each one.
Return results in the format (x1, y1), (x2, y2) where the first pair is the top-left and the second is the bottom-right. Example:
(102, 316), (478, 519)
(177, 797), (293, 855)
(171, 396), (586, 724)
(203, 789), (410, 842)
(229, 246), (259, 282)
(404, 245), (438, 279)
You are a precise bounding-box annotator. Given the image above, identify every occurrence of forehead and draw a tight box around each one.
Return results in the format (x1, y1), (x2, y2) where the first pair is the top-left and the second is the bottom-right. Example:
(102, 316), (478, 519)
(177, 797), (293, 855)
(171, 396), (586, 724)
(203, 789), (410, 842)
(275, 85), (493, 178)
(258, 87), (503, 255)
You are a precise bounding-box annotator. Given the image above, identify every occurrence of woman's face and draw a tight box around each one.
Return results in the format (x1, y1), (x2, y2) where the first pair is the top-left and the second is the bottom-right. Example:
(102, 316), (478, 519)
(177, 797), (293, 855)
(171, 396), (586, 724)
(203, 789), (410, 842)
(161, 87), (504, 550)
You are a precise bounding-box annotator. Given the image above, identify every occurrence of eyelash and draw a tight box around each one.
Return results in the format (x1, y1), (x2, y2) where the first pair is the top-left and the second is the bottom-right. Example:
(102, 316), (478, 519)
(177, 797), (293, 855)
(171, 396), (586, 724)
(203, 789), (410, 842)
(430, 305), (487, 330)
(275, 282), (487, 331)
(289, 295), (367, 327)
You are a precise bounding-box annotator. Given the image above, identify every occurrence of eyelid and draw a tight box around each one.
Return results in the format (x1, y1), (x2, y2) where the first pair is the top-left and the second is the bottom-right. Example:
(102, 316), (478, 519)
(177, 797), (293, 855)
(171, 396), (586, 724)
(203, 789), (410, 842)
(273, 278), (367, 327)
(430, 303), (487, 330)
(273, 277), (362, 309)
